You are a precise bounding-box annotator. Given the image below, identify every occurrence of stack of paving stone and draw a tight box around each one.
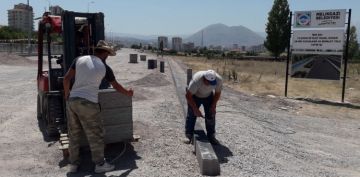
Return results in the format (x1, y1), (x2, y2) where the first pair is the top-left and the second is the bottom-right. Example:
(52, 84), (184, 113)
(140, 55), (146, 61)
(148, 59), (157, 69)
(78, 89), (133, 146)
(59, 133), (69, 158)
(129, 54), (138, 63)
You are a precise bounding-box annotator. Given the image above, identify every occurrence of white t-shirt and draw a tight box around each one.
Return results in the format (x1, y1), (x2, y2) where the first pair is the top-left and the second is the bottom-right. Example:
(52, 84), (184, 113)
(188, 71), (223, 98)
(69, 55), (106, 103)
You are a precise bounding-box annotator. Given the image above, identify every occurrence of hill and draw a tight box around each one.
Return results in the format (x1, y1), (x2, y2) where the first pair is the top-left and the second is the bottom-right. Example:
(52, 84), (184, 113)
(185, 23), (264, 47)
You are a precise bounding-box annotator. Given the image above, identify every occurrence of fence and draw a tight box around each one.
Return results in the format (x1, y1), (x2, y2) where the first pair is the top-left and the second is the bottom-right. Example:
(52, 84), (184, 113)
(0, 43), (63, 56)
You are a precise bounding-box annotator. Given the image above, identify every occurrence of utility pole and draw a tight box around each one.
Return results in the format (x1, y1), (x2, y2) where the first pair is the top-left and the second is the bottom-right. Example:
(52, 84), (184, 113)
(87, 1), (94, 13)
(201, 30), (204, 48)
(46, 0), (51, 12)
(27, 0), (32, 55)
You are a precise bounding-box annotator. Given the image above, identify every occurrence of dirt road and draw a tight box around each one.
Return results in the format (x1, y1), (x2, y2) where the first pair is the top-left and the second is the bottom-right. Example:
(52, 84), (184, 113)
(0, 49), (359, 177)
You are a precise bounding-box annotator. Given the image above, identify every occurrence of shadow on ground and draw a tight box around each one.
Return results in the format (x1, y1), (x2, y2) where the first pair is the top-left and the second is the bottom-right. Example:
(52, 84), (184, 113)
(64, 142), (140, 177)
(213, 143), (233, 164)
(293, 97), (360, 109)
(193, 129), (234, 164)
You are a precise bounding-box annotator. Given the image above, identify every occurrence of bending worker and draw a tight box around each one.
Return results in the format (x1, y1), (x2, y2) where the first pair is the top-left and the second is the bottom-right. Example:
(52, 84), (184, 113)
(63, 40), (134, 173)
(185, 69), (223, 145)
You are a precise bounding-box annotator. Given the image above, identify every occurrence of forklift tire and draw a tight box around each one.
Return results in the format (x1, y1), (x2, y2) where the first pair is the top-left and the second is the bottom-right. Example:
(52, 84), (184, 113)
(46, 125), (59, 137)
(43, 109), (59, 137)
(42, 96), (60, 137)
(37, 95), (42, 119)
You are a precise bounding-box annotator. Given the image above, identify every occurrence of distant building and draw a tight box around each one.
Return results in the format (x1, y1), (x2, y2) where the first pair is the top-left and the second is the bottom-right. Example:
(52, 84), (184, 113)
(172, 37), (182, 51)
(248, 44), (266, 53)
(182, 42), (195, 52)
(158, 36), (168, 49)
(213, 45), (223, 51)
(241, 46), (246, 51)
(49, 5), (64, 16)
(233, 44), (238, 49)
(208, 45), (223, 51)
(7, 3), (34, 32)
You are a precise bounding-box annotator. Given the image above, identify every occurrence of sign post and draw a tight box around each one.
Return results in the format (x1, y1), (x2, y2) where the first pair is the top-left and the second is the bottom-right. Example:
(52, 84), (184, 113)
(342, 9), (352, 102)
(285, 12), (292, 97)
(286, 9), (351, 102)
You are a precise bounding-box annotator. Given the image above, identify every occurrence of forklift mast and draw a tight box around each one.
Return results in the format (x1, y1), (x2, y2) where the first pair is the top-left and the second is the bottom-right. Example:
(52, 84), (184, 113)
(62, 11), (105, 72)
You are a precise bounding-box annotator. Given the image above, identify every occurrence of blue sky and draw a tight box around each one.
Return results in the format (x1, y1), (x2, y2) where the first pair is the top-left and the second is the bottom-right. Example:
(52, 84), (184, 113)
(1, 0), (359, 36)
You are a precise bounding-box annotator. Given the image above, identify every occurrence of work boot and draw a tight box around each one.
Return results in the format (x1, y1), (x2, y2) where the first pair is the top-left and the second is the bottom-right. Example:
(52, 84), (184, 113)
(183, 133), (193, 144)
(95, 162), (115, 173)
(68, 164), (78, 173)
(208, 135), (220, 145)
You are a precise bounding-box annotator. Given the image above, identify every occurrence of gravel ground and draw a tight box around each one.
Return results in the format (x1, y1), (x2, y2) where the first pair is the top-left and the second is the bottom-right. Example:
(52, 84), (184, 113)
(0, 49), (359, 177)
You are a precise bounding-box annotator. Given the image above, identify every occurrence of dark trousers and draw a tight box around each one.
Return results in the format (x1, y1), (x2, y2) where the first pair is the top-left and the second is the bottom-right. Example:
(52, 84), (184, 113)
(185, 94), (216, 137)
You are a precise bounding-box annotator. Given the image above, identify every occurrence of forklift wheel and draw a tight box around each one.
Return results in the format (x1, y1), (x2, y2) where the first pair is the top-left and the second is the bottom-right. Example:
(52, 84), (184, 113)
(46, 125), (59, 137)
(43, 103), (59, 137)
(37, 95), (42, 119)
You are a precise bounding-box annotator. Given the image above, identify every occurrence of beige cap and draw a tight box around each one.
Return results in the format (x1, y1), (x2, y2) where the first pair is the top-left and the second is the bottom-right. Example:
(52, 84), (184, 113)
(95, 40), (116, 56)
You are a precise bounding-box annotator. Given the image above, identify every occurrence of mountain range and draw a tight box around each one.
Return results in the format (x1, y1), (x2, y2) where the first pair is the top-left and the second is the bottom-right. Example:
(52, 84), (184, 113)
(184, 23), (264, 47)
(112, 23), (265, 48)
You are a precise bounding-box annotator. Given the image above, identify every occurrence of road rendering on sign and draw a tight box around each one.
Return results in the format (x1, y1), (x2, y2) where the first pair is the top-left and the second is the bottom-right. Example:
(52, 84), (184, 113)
(291, 55), (342, 80)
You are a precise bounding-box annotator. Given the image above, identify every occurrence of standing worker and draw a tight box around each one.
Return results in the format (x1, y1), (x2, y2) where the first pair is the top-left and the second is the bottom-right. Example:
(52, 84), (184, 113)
(63, 40), (134, 173)
(185, 70), (223, 145)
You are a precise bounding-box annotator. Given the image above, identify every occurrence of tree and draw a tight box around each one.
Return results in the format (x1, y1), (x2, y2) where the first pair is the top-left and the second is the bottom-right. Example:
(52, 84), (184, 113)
(130, 44), (141, 49)
(0, 26), (27, 40)
(199, 46), (207, 54)
(264, 0), (290, 59)
(169, 49), (177, 55)
(348, 26), (359, 60)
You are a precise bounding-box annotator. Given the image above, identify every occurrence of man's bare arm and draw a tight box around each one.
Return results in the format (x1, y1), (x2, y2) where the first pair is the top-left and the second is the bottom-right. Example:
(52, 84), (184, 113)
(210, 91), (221, 116)
(186, 90), (203, 117)
(63, 68), (75, 100)
(110, 80), (133, 97)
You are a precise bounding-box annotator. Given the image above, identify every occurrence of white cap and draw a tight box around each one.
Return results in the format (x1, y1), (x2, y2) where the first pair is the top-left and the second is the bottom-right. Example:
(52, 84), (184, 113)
(204, 70), (217, 85)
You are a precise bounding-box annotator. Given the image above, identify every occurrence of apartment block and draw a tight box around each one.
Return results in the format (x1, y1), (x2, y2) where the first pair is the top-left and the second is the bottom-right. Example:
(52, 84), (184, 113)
(158, 36), (168, 49)
(172, 37), (182, 51)
(8, 3), (34, 32)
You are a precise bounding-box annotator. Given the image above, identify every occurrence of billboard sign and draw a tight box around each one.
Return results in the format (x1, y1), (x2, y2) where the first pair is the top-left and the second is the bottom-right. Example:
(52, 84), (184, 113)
(292, 29), (344, 55)
(294, 9), (346, 28)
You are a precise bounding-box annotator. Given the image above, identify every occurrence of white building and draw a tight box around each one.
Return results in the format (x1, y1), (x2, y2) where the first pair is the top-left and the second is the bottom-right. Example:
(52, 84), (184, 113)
(248, 44), (266, 53)
(172, 37), (182, 51)
(7, 3), (34, 32)
(158, 36), (168, 49)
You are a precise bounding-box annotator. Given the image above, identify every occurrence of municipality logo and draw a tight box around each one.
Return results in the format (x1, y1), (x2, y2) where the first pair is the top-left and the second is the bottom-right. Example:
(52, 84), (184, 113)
(296, 12), (311, 27)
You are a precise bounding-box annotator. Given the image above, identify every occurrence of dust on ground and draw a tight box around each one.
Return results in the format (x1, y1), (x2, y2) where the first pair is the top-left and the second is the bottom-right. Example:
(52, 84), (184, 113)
(0, 52), (37, 66)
